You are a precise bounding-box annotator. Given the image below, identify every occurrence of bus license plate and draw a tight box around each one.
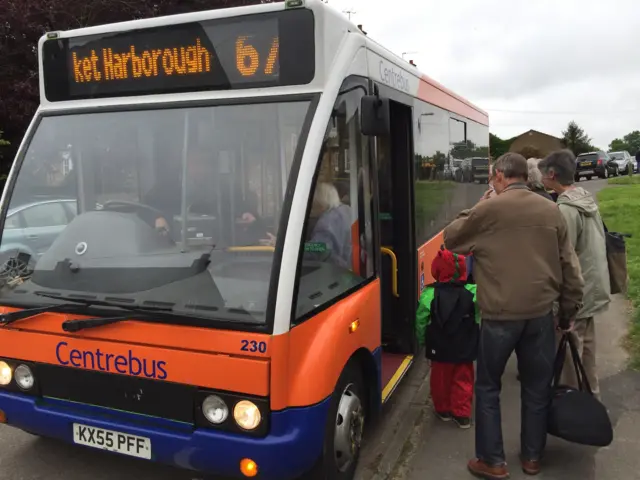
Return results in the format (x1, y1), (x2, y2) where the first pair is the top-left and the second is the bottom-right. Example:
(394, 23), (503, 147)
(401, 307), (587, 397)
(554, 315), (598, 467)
(73, 423), (151, 460)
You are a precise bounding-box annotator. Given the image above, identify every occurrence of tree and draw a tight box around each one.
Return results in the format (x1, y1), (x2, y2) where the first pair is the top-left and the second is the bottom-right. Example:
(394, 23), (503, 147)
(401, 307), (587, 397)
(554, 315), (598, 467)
(516, 145), (542, 159)
(608, 131), (640, 154)
(561, 121), (595, 156)
(489, 133), (511, 160)
(609, 138), (628, 152)
(624, 131), (640, 155)
(0, 0), (275, 172)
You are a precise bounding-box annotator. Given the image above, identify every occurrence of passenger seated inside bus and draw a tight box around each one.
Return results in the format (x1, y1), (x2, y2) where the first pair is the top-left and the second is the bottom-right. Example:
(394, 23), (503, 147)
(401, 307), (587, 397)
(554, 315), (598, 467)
(141, 148), (272, 246)
(305, 182), (352, 268)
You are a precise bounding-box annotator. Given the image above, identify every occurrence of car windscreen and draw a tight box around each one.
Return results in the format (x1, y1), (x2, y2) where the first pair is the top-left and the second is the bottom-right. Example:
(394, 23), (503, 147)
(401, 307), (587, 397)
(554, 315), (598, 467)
(0, 100), (312, 326)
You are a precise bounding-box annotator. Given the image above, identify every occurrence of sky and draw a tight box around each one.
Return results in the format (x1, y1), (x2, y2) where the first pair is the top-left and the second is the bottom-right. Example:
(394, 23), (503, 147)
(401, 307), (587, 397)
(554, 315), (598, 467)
(324, 0), (640, 149)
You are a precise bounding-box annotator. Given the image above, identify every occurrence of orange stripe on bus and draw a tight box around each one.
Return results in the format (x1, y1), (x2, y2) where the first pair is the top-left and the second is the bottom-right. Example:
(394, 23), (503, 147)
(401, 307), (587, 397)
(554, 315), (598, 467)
(0, 328), (270, 396)
(417, 231), (445, 293)
(0, 308), (271, 359)
(270, 280), (381, 410)
(418, 75), (489, 126)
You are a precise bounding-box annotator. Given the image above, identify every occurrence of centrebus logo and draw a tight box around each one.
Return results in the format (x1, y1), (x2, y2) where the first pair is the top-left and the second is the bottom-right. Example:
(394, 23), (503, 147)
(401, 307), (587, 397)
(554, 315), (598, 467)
(55, 342), (168, 380)
(378, 60), (411, 93)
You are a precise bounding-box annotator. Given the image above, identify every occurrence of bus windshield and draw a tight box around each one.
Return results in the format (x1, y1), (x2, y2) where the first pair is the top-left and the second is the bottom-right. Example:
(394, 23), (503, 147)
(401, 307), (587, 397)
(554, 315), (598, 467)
(0, 100), (311, 327)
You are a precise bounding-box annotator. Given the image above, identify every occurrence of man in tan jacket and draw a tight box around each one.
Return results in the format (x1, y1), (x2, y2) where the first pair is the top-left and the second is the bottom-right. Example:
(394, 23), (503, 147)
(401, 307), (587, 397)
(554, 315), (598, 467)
(444, 153), (584, 479)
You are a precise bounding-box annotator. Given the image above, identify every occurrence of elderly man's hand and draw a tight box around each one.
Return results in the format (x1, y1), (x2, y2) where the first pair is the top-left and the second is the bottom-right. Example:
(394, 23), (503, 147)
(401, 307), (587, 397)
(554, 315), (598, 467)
(556, 315), (575, 333)
(480, 188), (495, 202)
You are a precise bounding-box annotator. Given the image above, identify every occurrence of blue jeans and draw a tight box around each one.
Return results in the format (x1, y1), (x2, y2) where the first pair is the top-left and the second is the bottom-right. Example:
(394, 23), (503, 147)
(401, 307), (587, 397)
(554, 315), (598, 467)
(475, 314), (555, 465)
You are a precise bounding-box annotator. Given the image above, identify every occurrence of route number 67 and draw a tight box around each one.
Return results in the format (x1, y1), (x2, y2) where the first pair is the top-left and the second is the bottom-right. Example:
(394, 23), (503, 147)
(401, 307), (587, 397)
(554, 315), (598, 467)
(236, 36), (279, 77)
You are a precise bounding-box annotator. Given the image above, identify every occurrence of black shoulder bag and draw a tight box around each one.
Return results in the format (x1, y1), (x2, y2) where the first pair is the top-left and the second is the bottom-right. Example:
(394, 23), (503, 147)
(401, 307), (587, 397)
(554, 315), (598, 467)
(547, 333), (613, 447)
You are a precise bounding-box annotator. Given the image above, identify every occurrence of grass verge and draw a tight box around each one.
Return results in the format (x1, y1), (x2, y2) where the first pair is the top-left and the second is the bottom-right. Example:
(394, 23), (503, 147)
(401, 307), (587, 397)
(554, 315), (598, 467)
(414, 181), (455, 228)
(608, 175), (640, 185)
(598, 184), (640, 368)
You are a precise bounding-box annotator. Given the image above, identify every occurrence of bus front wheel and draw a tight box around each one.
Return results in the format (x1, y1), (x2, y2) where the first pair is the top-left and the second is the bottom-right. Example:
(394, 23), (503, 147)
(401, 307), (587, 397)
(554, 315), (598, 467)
(309, 361), (366, 480)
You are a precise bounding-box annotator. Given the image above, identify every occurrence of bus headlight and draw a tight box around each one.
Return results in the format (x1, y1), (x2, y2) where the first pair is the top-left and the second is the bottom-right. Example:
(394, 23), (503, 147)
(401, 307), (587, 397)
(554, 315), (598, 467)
(202, 395), (229, 425)
(234, 400), (262, 430)
(0, 361), (12, 386)
(14, 365), (34, 390)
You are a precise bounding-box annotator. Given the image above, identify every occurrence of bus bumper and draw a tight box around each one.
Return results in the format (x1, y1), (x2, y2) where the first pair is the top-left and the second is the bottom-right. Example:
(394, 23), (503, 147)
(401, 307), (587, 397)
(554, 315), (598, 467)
(0, 391), (330, 479)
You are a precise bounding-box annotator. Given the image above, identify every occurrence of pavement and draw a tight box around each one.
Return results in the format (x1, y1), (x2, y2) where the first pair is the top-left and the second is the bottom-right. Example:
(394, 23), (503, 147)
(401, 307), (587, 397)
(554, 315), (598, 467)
(397, 178), (640, 480)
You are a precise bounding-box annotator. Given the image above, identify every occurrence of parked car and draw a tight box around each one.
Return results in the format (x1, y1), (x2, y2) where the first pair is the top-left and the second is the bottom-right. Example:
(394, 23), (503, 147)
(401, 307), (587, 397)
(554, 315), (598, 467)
(575, 151), (618, 181)
(0, 198), (77, 279)
(460, 157), (490, 183)
(609, 151), (633, 175)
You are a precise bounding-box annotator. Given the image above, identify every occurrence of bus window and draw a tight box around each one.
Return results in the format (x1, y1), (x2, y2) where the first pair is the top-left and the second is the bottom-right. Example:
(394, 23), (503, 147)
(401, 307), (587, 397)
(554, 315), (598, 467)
(294, 78), (375, 321)
(0, 101), (312, 324)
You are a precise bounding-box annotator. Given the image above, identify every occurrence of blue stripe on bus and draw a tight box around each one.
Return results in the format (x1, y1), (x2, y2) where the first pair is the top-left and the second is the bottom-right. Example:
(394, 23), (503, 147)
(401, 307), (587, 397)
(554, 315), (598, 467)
(0, 391), (330, 479)
(372, 346), (383, 408)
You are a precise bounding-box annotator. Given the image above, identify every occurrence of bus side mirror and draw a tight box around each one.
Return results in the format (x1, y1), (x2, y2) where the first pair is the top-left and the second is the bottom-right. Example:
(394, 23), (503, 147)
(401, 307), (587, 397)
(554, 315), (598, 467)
(361, 95), (390, 137)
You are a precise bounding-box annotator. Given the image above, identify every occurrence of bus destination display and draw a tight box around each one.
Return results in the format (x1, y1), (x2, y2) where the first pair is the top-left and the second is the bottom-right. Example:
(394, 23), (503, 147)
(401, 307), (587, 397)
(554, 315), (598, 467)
(42, 10), (315, 101)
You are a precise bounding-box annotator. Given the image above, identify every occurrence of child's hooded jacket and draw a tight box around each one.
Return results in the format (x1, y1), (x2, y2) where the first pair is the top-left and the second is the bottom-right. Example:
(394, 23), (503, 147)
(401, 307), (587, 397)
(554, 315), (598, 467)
(416, 249), (480, 363)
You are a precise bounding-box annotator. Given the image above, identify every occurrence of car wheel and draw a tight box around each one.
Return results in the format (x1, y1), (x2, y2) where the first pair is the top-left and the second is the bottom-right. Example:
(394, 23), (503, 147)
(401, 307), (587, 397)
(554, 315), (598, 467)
(308, 361), (366, 480)
(587, 175), (593, 180)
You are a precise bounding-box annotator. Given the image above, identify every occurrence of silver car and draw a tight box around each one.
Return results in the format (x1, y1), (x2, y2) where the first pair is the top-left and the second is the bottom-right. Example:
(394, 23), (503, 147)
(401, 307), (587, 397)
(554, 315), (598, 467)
(609, 151), (634, 174)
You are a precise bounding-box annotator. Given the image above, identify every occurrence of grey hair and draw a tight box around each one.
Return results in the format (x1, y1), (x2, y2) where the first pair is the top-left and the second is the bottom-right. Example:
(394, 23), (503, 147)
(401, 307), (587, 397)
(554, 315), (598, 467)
(526, 158), (543, 186)
(314, 182), (341, 211)
(539, 149), (576, 186)
(493, 152), (528, 180)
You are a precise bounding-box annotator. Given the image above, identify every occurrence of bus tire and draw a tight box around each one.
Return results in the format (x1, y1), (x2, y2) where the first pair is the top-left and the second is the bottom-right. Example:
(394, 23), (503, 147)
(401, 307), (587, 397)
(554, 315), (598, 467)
(309, 360), (366, 480)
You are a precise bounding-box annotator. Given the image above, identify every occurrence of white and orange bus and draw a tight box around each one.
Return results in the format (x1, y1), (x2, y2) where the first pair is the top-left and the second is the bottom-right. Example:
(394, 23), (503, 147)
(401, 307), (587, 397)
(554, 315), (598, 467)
(0, 0), (488, 478)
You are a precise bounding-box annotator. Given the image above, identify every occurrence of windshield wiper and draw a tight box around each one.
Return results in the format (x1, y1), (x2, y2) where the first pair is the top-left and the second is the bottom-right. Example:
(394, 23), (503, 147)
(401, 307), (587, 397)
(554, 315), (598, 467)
(0, 292), (174, 327)
(35, 292), (173, 312)
(62, 314), (158, 333)
(0, 303), (91, 326)
(32, 292), (189, 333)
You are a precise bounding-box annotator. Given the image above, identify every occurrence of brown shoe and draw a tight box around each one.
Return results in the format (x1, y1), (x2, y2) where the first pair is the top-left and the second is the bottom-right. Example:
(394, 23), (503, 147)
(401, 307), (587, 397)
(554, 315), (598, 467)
(467, 458), (510, 479)
(521, 459), (541, 476)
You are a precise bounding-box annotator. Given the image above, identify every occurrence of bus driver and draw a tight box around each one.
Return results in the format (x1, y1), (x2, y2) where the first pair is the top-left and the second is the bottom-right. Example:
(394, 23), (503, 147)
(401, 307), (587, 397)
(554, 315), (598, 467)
(142, 149), (272, 246)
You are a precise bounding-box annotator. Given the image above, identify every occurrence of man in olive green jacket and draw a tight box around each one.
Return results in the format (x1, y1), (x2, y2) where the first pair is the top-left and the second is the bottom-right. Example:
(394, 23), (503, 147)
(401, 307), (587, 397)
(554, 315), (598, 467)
(540, 150), (611, 399)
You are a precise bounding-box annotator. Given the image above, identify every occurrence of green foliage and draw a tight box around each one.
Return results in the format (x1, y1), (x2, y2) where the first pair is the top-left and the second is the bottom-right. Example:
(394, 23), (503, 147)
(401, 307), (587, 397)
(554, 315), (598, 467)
(450, 140), (489, 160)
(415, 181), (456, 233)
(598, 184), (640, 368)
(609, 131), (640, 155)
(609, 138), (628, 152)
(489, 133), (511, 160)
(609, 176), (640, 185)
(561, 121), (595, 155)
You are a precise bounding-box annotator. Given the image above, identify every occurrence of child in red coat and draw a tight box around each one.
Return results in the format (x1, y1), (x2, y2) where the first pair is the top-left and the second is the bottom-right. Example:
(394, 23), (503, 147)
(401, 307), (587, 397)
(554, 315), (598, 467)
(416, 248), (480, 429)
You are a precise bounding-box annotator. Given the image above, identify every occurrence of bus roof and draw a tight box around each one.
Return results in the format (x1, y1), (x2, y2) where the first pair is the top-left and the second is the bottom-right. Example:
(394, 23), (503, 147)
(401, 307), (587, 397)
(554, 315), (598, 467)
(38, 0), (488, 125)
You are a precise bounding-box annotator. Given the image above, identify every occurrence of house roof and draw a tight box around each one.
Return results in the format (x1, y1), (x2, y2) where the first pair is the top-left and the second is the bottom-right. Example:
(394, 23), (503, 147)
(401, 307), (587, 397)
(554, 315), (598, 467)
(512, 129), (562, 142)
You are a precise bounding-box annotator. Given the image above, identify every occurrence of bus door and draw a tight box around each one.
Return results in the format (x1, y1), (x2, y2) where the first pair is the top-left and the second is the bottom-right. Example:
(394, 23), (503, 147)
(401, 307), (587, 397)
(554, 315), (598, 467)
(374, 99), (417, 400)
